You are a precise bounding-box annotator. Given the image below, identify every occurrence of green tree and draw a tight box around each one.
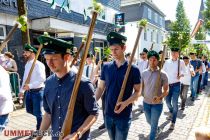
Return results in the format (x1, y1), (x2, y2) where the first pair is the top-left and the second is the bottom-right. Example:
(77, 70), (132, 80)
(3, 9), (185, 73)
(203, 0), (210, 31)
(193, 26), (207, 55)
(167, 0), (191, 50)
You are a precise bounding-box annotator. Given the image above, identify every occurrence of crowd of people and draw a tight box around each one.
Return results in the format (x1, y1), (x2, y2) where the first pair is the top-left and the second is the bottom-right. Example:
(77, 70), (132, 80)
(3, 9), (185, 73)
(0, 31), (210, 140)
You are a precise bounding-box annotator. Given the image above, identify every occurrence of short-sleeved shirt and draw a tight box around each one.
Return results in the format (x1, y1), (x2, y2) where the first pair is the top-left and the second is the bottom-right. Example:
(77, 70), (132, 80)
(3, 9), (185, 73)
(43, 71), (99, 140)
(101, 61), (141, 119)
(141, 69), (168, 104)
(190, 59), (202, 76)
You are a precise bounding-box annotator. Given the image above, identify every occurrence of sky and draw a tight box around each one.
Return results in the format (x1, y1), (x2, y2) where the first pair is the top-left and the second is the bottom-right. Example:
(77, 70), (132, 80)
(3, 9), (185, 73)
(152, 0), (202, 30)
(152, 0), (210, 49)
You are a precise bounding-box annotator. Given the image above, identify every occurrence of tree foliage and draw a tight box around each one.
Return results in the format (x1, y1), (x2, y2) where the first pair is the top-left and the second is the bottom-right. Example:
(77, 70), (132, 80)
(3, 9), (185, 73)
(203, 0), (210, 31)
(167, 0), (191, 51)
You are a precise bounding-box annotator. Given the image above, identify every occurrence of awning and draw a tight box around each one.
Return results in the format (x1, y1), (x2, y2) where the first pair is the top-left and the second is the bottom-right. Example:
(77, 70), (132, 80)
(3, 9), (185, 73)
(31, 17), (106, 40)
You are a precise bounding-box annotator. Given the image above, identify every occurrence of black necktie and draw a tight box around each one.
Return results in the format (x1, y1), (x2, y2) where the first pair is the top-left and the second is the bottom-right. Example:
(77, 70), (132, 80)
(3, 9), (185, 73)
(86, 65), (89, 77)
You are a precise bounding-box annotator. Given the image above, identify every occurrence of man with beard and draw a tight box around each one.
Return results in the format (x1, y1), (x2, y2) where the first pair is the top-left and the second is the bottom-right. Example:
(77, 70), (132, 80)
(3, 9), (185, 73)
(18, 44), (46, 130)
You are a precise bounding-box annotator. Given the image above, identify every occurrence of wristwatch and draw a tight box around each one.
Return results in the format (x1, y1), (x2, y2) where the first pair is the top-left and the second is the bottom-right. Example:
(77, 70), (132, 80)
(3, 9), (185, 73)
(76, 131), (82, 139)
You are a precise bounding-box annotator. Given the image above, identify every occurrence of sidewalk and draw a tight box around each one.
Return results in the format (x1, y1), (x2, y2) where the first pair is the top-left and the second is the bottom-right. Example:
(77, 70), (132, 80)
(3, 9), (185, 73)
(0, 86), (209, 140)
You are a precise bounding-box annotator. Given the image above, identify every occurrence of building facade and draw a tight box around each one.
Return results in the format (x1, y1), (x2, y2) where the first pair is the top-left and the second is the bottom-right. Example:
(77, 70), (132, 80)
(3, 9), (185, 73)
(0, 0), (120, 77)
(121, 0), (166, 56)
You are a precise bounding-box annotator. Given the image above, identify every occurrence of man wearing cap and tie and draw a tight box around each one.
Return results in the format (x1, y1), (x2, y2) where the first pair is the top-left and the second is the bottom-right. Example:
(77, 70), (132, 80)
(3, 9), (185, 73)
(162, 47), (187, 130)
(36, 35), (98, 140)
(141, 50), (168, 140)
(83, 54), (94, 80)
(95, 32), (141, 140)
(18, 44), (46, 130)
(137, 48), (149, 75)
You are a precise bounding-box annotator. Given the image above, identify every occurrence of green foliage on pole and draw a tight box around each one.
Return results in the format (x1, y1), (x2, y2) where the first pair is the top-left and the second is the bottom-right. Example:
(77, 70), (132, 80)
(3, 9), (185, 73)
(167, 0), (191, 51)
(137, 19), (148, 28)
(17, 15), (28, 32)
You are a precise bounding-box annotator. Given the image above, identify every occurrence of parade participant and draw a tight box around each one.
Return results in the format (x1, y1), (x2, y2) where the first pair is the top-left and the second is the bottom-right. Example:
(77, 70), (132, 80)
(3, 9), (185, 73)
(18, 44), (46, 130)
(83, 54), (94, 80)
(95, 32), (141, 140)
(180, 56), (195, 110)
(36, 36), (98, 140)
(0, 65), (13, 132)
(141, 50), (168, 140)
(202, 55), (209, 89)
(137, 48), (149, 75)
(163, 47), (187, 130)
(189, 51), (202, 101)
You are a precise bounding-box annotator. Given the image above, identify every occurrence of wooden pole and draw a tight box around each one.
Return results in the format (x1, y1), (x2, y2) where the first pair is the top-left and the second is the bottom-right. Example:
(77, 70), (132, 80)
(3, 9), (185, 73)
(153, 45), (166, 97)
(17, 0), (30, 45)
(70, 42), (85, 68)
(177, 35), (182, 77)
(114, 26), (144, 111)
(59, 11), (98, 140)
(0, 23), (19, 52)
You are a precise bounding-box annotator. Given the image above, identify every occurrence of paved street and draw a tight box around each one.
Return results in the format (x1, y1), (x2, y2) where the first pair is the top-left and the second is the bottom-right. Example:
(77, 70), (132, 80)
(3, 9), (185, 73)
(0, 84), (210, 140)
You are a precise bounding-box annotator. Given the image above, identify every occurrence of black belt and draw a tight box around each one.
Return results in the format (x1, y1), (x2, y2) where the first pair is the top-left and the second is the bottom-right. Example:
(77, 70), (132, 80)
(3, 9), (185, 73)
(169, 82), (180, 87)
(29, 87), (43, 92)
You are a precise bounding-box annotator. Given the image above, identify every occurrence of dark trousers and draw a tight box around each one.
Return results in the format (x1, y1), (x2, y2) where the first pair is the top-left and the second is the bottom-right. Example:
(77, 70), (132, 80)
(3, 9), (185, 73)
(180, 84), (189, 109)
(25, 89), (44, 130)
(166, 83), (180, 123)
(197, 74), (202, 93)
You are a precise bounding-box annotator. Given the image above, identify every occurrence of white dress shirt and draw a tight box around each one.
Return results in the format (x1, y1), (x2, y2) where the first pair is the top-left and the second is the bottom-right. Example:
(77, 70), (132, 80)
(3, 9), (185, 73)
(83, 64), (94, 79)
(20, 59), (46, 93)
(202, 62), (206, 73)
(0, 66), (13, 115)
(180, 64), (194, 85)
(137, 59), (149, 75)
(163, 59), (187, 84)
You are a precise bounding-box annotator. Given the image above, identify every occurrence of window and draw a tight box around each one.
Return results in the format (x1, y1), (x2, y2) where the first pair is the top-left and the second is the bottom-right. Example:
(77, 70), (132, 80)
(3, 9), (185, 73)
(144, 30), (147, 41)
(156, 32), (159, 43)
(148, 8), (152, 20)
(151, 31), (153, 42)
(159, 16), (162, 26)
(0, 25), (6, 40)
(155, 13), (158, 23)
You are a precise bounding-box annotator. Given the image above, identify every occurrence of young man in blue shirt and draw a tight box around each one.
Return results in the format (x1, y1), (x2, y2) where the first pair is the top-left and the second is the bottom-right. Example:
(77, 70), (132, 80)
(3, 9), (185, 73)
(95, 32), (141, 140)
(189, 51), (202, 101)
(36, 35), (99, 140)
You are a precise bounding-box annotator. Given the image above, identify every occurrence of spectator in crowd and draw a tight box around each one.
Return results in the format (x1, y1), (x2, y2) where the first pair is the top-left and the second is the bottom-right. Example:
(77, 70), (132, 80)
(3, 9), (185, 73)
(1, 52), (17, 72)
(0, 65), (13, 132)
(0, 53), (5, 66)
